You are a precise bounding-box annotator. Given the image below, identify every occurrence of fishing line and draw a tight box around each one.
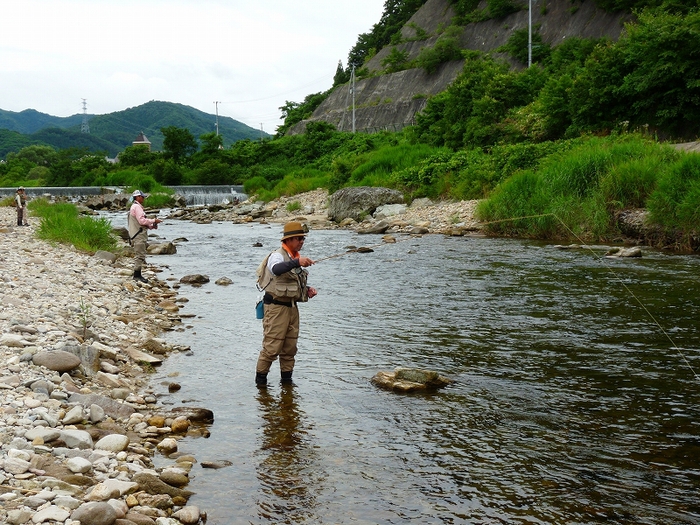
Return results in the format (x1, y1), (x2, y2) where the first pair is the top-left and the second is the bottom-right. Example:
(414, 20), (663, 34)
(310, 213), (699, 380)
(484, 212), (700, 381)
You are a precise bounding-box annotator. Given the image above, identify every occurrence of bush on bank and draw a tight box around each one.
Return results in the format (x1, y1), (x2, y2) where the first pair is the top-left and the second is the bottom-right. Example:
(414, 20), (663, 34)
(476, 135), (700, 248)
(30, 199), (119, 253)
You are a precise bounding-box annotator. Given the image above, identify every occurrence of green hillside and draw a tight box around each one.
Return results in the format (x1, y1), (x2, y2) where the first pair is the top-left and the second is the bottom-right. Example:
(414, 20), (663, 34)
(0, 101), (267, 158)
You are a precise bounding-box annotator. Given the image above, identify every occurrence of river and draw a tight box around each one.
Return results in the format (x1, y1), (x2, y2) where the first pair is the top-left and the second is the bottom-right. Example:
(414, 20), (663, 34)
(119, 215), (700, 525)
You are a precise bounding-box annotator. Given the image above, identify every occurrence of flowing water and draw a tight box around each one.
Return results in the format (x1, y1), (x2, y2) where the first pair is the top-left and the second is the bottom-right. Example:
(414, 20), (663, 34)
(126, 216), (700, 525)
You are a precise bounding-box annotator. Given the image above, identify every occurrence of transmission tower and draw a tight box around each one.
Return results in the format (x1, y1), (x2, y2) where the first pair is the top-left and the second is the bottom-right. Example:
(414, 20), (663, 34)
(81, 99), (90, 134)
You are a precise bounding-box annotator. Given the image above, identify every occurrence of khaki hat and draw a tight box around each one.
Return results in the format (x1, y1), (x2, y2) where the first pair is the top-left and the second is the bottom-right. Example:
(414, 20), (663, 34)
(281, 221), (307, 241)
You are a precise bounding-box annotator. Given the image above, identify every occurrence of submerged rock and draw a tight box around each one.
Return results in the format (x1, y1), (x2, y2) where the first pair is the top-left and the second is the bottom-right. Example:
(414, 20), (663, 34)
(606, 246), (642, 257)
(371, 367), (452, 392)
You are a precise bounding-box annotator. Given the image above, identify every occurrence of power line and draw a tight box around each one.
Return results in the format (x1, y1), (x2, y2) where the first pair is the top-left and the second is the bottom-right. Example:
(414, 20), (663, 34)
(217, 73), (332, 105)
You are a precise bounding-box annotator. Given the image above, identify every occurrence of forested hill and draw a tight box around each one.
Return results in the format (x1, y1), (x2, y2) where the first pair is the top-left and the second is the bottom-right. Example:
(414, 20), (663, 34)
(0, 101), (267, 158)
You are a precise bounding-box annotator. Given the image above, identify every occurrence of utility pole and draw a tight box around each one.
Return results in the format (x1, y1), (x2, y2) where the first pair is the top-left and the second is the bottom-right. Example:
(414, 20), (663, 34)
(528, 0), (533, 68)
(351, 66), (356, 133)
(260, 123), (264, 142)
(81, 99), (90, 134)
(214, 101), (220, 136)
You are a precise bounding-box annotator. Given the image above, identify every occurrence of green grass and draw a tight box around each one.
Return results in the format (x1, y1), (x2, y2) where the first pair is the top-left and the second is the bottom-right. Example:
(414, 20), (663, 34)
(477, 134), (697, 245)
(30, 199), (119, 253)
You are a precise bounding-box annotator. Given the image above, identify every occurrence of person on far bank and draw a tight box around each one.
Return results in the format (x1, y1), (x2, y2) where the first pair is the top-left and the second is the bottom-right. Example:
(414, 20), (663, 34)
(255, 221), (317, 387)
(15, 187), (28, 226)
(127, 189), (162, 283)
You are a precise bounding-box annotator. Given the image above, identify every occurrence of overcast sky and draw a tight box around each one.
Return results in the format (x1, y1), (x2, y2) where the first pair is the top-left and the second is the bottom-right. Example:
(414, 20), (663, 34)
(1, 0), (385, 134)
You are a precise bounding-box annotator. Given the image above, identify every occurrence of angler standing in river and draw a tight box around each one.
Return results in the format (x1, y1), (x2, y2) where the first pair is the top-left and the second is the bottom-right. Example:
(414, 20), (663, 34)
(127, 189), (162, 284)
(255, 221), (317, 387)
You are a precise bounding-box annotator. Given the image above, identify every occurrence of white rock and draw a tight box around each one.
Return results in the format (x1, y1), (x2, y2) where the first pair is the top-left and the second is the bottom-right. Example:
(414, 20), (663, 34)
(32, 505), (70, 523)
(155, 518), (182, 525)
(34, 489), (56, 501)
(53, 495), (82, 510)
(25, 427), (61, 442)
(8, 448), (31, 461)
(107, 497), (129, 518)
(104, 478), (138, 495)
(24, 398), (42, 408)
(3, 457), (31, 474)
(89, 403), (105, 423)
(6, 509), (32, 525)
(95, 371), (123, 388)
(60, 429), (93, 449)
(95, 433), (130, 452)
(0, 333), (28, 347)
(156, 437), (178, 454)
(172, 506), (201, 525)
(66, 456), (93, 474)
(62, 405), (84, 425)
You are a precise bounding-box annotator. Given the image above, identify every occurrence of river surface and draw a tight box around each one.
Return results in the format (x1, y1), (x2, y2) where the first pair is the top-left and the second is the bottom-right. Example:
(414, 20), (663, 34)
(116, 215), (700, 525)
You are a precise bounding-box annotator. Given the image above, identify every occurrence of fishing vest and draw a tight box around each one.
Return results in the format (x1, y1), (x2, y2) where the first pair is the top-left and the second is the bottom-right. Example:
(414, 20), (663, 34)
(256, 247), (309, 302)
(127, 206), (145, 240)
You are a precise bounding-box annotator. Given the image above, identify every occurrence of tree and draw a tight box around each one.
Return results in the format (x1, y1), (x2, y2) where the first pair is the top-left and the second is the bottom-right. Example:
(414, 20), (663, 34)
(14, 145), (58, 167)
(333, 60), (351, 87)
(199, 132), (224, 156)
(161, 126), (198, 165)
(118, 145), (156, 168)
(276, 92), (329, 136)
(347, 0), (429, 70)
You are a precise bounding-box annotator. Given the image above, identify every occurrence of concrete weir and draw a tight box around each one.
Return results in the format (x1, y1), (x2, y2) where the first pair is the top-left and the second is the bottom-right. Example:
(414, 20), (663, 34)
(0, 185), (247, 206)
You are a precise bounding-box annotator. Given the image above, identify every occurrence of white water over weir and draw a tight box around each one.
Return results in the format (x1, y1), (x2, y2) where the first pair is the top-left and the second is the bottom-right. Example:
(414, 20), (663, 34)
(0, 185), (247, 206)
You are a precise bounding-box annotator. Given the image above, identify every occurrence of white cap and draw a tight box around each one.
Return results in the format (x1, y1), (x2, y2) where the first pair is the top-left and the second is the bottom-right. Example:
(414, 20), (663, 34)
(132, 189), (147, 198)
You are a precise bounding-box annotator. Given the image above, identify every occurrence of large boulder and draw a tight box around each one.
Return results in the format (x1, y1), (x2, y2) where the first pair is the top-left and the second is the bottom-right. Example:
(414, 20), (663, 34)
(147, 242), (177, 255)
(32, 350), (81, 373)
(329, 186), (404, 222)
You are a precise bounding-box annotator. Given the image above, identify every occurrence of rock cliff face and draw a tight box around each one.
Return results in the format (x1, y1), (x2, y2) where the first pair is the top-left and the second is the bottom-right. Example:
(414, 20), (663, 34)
(288, 0), (630, 135)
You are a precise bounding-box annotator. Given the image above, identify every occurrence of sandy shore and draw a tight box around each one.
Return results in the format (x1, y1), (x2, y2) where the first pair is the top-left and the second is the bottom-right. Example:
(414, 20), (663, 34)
(0, 207), (210, 525)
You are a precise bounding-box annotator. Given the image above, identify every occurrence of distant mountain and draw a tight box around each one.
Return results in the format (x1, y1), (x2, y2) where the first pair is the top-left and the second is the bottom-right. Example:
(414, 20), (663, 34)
(0, 101), (269, 158)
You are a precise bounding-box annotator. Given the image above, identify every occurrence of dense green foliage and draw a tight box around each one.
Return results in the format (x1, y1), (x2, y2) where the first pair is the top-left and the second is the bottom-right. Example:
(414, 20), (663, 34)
(276, 93), (331, 137)
(30, 199), (119, 253)
(346, 0), (429, 72)
(476, 135), (700, 249)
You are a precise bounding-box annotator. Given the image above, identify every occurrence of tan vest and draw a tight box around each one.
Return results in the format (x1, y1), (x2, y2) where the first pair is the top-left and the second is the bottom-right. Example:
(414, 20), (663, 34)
(257, 247), (309, 302)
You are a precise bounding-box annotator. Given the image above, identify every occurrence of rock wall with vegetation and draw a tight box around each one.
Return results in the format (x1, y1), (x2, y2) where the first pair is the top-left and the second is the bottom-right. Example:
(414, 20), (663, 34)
(288, 0), (629, 135)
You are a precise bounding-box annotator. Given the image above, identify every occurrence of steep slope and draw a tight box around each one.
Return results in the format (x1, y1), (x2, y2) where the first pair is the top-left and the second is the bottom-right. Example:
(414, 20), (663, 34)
(289, 0), (629, 134)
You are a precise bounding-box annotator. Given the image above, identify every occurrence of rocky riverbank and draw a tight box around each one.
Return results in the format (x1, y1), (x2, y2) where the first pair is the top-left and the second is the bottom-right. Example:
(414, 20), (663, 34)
(166, 188), (486, 237)
(163, 188), (669, 248)
(0, 208), (210, 525)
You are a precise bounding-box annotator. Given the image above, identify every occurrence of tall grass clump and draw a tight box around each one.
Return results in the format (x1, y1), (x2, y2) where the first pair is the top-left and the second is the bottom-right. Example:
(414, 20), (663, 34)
(348, 143), (440, 188)
(476, 170), (560, 237)
(478, 134), (674, 241)
(30, 199), (118, 253)
(647, 153), (700, 243)
(254, 169), (330, 202)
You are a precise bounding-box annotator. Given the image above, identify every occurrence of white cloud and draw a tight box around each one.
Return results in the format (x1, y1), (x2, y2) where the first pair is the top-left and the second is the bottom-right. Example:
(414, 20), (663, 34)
(0, 0), (385, 133)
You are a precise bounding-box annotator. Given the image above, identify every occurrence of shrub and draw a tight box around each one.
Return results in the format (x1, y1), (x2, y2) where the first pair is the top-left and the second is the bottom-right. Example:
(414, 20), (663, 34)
(31, 200), (118, 253)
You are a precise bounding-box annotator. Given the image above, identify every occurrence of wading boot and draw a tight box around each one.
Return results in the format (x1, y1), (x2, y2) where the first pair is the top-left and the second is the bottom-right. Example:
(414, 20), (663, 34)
(255, 372), (268, 387)
(280, 371), (294, 385)
(133, 269), (149, 283)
